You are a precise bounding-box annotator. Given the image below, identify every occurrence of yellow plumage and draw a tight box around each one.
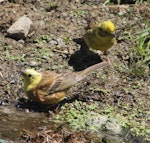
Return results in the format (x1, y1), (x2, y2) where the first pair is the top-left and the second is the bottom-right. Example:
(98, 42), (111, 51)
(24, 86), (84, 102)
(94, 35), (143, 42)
(84, 20), (116, 54)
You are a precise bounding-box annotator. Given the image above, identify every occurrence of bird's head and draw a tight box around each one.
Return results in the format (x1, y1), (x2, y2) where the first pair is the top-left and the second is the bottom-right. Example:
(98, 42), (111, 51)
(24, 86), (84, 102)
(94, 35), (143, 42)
(21, 69), (42, 91)
(96, 21), (115, 37)
(99, 21), (115, 33)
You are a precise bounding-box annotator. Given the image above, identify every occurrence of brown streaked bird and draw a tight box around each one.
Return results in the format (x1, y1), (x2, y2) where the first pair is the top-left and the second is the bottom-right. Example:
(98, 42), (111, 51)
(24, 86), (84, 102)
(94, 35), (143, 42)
(22, 62), (109, 105)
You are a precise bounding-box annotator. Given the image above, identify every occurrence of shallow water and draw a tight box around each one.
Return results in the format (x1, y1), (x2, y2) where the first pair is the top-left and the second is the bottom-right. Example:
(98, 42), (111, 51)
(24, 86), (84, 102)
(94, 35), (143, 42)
(0, 105), (148, 143)
(0, 106), (52, 141)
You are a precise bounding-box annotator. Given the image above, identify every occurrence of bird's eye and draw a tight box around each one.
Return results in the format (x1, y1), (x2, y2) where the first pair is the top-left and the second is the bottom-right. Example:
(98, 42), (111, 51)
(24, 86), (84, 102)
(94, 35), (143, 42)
(28, 74), (32, 77)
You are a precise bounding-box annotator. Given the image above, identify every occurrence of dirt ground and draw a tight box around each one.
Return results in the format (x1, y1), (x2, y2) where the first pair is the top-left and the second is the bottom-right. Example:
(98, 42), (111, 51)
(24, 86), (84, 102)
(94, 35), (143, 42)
(0, 0), (150, 142)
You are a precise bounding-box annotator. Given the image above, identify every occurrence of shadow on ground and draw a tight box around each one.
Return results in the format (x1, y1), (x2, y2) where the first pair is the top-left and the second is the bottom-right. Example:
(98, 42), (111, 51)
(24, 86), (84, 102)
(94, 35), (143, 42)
(68, 38), (102, 71)
(16, 95), (80, 113)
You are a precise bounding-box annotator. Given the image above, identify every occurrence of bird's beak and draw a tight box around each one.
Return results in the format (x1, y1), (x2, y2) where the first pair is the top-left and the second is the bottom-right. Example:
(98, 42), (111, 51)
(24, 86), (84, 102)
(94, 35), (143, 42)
(111, 32), (116, 37)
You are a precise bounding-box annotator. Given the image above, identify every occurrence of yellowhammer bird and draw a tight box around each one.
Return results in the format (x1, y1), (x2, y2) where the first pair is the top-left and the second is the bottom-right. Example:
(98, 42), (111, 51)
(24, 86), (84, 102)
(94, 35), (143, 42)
(83, 20), (116, 64)
(22, 62), (109, 105)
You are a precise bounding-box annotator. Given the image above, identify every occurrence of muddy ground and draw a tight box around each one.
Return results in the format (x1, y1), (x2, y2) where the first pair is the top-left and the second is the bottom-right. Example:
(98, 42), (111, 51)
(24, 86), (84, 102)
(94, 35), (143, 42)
(0, 0), (150, 142)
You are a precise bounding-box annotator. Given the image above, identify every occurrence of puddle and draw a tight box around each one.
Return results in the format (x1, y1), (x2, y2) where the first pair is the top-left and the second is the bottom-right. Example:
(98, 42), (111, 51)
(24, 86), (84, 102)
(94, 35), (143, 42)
(0, 106), (52, 141)
(0, 105), (148, 143)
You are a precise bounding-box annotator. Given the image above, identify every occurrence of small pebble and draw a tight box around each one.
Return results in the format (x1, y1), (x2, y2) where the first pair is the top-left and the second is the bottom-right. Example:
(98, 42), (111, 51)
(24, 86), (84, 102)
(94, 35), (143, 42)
(29, 61), (39, 67)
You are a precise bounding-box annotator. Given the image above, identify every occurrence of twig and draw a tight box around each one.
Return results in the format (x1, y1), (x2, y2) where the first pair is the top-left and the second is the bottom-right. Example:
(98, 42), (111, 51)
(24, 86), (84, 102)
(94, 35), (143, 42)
(53, 49), (69, 54)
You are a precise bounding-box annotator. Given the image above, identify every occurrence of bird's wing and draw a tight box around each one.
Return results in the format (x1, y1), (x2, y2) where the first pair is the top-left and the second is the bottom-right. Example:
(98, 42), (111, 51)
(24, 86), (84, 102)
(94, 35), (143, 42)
(56, 72), (81, 91)
(38, 71), (80, 95)
(38, 62), (109, 95)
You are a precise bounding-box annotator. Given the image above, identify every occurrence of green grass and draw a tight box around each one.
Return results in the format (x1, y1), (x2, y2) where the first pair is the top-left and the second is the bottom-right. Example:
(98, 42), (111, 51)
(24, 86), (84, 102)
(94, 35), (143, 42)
(63, 36), (70, 45)
(53, 101), (150, 142)
(34, 35), (51, 44)
(103, 0), (148, 5)
(1, 45), (25, 61)
(71, 9), (88, 17)
(100, 104), (150, 141)
(54, 101), (99, 131)
(45, 2), (58, 12)
(128, 21), (150, 77)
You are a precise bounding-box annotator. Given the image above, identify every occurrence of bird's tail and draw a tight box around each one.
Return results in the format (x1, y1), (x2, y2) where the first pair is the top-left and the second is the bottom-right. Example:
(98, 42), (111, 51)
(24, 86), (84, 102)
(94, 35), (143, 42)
(76, 62), (109, 81)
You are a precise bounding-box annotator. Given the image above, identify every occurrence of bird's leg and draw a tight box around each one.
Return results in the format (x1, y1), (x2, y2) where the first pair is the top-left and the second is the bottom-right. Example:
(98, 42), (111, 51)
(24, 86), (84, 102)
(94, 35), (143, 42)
(54, 104), (61, 114)
(106, 55), (112, 67)
(104, 51), (113, 68)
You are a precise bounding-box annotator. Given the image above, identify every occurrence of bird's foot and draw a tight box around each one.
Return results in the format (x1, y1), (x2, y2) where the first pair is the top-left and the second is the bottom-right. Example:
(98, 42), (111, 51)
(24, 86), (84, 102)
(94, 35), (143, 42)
(106, 56), (113, 69)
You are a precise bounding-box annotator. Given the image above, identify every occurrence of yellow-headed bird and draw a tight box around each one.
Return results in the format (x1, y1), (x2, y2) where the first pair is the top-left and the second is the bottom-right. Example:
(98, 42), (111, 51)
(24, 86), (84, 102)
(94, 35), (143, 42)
(83, 20), (116, 64)
(22, 62), (109, 104)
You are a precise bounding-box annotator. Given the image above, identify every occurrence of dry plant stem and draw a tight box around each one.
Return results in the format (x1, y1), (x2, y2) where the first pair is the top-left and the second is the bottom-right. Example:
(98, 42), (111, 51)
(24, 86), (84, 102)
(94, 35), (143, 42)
(0, 72), (3, 78)
(53, 49), (69, 54)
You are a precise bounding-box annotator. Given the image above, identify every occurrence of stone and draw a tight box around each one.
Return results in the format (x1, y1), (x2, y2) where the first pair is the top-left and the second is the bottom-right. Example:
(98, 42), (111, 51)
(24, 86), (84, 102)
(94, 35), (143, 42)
(29, 61), (39, 67)
(0, 0), (7, 3)
(87, 112), (122, 135)
(7, 15), (33, 40)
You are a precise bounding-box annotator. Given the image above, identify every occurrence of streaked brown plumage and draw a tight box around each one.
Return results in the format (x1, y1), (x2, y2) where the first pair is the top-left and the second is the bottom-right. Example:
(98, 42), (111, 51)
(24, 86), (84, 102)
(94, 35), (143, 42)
(22, 62), (109, 104)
